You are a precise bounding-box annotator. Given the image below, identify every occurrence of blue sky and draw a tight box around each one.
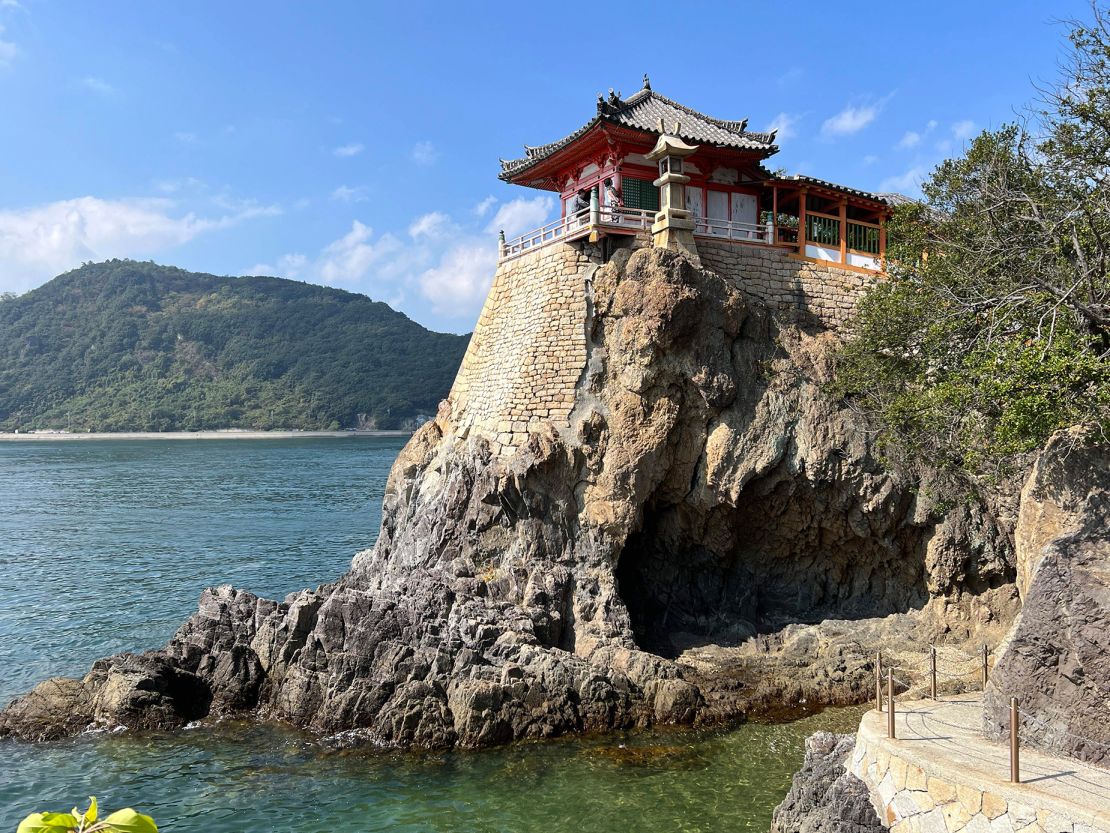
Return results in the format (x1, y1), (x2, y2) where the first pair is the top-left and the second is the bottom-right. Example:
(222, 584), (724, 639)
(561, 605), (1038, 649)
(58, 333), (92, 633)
(0, 0), (1088, 333)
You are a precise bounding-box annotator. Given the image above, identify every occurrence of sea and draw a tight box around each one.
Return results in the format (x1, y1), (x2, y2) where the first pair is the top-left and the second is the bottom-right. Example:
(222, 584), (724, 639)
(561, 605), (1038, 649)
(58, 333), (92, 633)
(0, 437), (862, 832)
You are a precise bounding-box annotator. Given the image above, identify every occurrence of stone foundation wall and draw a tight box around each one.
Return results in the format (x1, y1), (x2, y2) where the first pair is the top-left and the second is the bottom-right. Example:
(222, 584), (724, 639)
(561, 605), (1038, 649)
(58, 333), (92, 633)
(447, 242), (600, 454)
(698, 240), (879, 329)
(851, 708), (1109, 833)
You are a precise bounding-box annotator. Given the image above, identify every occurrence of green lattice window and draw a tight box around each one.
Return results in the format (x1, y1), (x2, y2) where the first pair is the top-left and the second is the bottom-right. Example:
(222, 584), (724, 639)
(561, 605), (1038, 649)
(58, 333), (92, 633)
(622, 177), (659, 212)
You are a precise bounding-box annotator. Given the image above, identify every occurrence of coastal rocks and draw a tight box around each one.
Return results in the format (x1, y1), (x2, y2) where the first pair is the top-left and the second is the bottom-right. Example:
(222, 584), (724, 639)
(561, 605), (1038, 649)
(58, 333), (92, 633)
(1, 246), (1017, 746)
(983, 427), (1110, 764)
(771, 731), (883, 833)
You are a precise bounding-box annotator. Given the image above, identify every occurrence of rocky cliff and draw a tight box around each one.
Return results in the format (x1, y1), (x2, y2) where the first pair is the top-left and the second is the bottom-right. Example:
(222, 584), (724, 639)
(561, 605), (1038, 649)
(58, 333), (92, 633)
(983, 426), (1110, 764)
(0, 245), (1019, 746)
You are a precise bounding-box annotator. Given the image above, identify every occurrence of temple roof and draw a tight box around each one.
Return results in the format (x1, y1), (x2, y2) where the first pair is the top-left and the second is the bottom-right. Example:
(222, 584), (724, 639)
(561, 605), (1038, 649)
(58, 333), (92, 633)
(499, 82), (779, 181)
(775, 174), (900, 206)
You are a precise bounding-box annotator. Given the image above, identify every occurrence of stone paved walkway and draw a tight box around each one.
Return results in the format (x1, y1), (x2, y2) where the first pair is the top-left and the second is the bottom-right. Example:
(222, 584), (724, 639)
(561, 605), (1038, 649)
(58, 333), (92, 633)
(852, 695), (1110, 833)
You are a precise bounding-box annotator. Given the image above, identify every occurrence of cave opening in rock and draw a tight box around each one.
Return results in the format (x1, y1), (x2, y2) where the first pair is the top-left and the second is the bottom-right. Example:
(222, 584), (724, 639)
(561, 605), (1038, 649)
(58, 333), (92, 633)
(614, 474), (932, 658)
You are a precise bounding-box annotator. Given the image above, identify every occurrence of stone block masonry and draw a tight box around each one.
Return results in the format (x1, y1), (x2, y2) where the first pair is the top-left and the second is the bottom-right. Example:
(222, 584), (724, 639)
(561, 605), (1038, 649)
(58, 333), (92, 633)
(699, 240), (879, 330)
(449, 238), (878, 456)
(447, 242), (601, 455)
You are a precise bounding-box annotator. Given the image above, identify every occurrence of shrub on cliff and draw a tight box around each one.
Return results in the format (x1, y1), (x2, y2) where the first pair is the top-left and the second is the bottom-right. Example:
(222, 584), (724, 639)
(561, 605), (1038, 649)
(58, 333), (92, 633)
(835, 9), (1110, 479)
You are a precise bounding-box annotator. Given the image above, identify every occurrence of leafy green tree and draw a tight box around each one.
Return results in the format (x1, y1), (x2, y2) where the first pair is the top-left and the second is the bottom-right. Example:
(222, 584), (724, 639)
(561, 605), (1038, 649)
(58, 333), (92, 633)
(835, 9), (1110, 480)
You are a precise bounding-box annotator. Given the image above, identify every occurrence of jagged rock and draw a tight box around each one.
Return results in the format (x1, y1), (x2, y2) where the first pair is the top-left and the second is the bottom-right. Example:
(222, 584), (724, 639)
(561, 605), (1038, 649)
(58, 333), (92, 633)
(771, 731), (883, 833)
(984, 426), (1110, 764)
(0, 247), (1017, 746)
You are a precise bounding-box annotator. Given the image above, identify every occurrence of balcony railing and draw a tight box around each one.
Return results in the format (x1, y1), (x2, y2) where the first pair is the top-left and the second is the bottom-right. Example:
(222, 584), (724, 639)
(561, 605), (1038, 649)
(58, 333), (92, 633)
(693, 217), (774, 244)
(499, 206), (654, 260)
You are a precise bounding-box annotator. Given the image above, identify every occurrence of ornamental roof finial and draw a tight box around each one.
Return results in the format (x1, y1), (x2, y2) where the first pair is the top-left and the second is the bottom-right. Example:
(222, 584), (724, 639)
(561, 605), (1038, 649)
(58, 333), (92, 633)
(643, 73), (651, 90)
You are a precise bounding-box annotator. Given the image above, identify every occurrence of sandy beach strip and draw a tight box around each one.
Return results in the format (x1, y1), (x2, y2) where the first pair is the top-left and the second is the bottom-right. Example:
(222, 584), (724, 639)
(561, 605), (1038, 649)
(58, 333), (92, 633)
(0, 430), (413, 442)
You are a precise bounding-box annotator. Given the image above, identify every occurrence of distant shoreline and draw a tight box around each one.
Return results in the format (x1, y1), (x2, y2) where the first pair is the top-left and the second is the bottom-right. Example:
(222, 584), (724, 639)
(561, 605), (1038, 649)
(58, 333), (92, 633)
(0, 429), (414, 442)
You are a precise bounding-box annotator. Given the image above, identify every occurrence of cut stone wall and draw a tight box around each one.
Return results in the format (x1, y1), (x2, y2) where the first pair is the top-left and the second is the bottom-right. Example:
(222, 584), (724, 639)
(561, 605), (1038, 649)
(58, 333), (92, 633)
(447, 242), (600, 455)
(448, 238), (877, 456)
(699, 240), (879, 329)
(851, 706), (1110, 833)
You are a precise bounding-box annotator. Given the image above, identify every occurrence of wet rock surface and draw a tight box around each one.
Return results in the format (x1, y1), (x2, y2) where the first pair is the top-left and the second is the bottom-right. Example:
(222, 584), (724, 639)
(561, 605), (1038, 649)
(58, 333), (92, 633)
(771, 731), (884, 833)
(1, 248), (1018, 746)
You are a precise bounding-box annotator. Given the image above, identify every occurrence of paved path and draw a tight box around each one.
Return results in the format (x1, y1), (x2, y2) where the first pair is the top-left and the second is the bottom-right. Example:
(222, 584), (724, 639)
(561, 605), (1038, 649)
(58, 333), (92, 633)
(865, 695), (1110, 830)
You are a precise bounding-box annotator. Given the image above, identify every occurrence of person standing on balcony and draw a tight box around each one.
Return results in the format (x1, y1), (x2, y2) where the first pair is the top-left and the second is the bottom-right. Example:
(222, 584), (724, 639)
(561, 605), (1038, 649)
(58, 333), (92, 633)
(603, 178), (622, 224)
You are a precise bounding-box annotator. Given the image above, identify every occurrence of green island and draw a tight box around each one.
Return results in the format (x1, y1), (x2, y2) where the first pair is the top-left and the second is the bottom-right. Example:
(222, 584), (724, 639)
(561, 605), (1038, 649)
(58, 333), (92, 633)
(0, 261), (470, 433)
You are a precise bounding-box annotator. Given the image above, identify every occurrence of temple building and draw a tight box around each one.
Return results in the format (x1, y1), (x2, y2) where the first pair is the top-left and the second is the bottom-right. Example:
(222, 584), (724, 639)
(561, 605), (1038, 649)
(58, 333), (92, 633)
(498, 76), (893, 271)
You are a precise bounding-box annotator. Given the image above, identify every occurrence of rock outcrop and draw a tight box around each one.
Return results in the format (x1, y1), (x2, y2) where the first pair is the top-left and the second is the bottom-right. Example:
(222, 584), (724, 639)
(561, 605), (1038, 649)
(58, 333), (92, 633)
(984, 426), (1110, 764)
(1, 246), (1017, 746)
(771, 732), (884, 833)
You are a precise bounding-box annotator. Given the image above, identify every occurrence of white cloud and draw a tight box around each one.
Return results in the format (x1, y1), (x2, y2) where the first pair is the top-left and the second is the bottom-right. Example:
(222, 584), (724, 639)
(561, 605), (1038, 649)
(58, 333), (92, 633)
(822, 104), (879, 138)
(879, 165), (928, 195)
(0, 25), (16, 67)
(474, 195), (497, 217)
(330, 185), (368, 203)
(333, 143), (364, 158)
(926, 119), (938, 131)
(898, 131), (921, 149)
(408, 211), (455, 240)
(155, 177), (206, 194)
(951, 119), (977, 140)
(777, 67), (803, 87)
(862, 154), (879, 167)
(411, 140), (438, 166)
(80, 76), (115, 95)
(485, 195), (556, 238)
(765, 112), (800, 142)
(0, 196), (277, 293)
(418, 243), (498, 313)
(174, 131), (198, 144)
(935, 138), (954, 154)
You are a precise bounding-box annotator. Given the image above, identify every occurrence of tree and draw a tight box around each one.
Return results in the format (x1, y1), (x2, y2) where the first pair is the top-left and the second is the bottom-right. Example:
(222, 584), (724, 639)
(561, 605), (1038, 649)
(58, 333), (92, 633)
(835, 8), (1110, 480)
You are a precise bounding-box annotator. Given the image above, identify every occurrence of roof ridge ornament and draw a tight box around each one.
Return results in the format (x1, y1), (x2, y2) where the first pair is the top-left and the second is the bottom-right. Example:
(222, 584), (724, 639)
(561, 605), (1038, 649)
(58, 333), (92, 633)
(643, 73), (651, 90)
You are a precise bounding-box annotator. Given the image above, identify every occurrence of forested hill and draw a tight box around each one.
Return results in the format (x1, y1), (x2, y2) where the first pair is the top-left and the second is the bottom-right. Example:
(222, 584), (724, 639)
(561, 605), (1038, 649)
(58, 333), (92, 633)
(0, 260), (471, 432)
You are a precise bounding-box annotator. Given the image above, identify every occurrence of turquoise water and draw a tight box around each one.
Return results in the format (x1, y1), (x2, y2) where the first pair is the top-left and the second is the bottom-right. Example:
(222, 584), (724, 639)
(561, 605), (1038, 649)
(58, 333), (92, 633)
(0, 438), (861, 832)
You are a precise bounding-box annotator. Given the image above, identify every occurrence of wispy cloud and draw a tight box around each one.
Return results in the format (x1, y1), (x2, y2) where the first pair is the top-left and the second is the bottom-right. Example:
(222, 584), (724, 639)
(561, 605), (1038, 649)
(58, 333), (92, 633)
(410, 140), (438, 166)
(333, 142), (364, 158)
(951, 119), (977, 140)
(879, 165), (928, 195)
(485, 195), (555, 238)
(408, 211), (455, 240)
(473, 195), (497, 217)
(897, 131), (921, 149)
(0, 196), (277, 294)
(822, 104), (880, 138)
(0, 24), (16, 67)
(776, 67), (803, 87)
(330, 184), (368, 203)
(80, 76), (115, 95)
(765, 112), (800, 142)
(174, 131), (198, 144)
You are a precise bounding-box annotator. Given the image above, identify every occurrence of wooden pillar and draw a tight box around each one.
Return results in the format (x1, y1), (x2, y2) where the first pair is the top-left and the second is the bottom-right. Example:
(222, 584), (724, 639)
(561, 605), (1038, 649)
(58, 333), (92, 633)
(1010, 698), (1020, 783)
(798, 188), (808, 256)
(838, 199), (848, 264)
(879, 214), (888, 269)
(772, 185), (779, 244)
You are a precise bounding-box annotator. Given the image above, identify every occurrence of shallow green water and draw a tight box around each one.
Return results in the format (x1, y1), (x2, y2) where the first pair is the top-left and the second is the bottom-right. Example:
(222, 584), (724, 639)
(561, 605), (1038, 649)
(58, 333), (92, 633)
(0, 438), (863, 832)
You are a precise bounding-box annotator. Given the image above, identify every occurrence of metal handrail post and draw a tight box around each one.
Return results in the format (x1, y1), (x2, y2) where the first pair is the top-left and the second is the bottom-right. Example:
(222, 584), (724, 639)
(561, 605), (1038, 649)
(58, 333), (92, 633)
(931, 646), (937, 700)
(1010, 697), (1020, 783)
(875, 651), (883, 712)
(887, 669), (895, 739)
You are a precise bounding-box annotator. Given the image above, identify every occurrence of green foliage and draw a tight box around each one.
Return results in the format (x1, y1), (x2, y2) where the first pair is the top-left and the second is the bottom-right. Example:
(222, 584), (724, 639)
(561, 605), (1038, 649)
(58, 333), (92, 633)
(18, 797), (157, 833)
(0, 260), (470, 431)
(834, 12), (1110, 479)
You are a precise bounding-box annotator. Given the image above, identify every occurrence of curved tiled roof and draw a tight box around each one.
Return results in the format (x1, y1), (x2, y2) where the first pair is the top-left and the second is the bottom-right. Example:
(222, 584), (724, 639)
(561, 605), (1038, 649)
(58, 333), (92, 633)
(500, 85), (779, 181)
(775, 174), (901, 206)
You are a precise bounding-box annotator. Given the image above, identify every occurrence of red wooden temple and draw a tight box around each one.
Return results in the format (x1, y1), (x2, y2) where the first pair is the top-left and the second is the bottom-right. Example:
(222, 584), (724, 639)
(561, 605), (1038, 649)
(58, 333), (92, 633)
(498, 77), (894, 272)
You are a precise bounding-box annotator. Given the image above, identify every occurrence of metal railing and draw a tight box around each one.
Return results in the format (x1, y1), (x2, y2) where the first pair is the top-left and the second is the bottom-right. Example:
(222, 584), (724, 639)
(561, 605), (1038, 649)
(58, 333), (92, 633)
(873, 644), (1110, 784)
(499, 206), (654, 261)
(693, 217), (774, 243)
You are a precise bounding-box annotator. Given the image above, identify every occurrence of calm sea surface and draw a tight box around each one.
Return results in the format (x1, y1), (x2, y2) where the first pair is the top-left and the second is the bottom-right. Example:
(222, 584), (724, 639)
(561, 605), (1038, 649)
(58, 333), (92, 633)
(0, 438), (861, 832)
